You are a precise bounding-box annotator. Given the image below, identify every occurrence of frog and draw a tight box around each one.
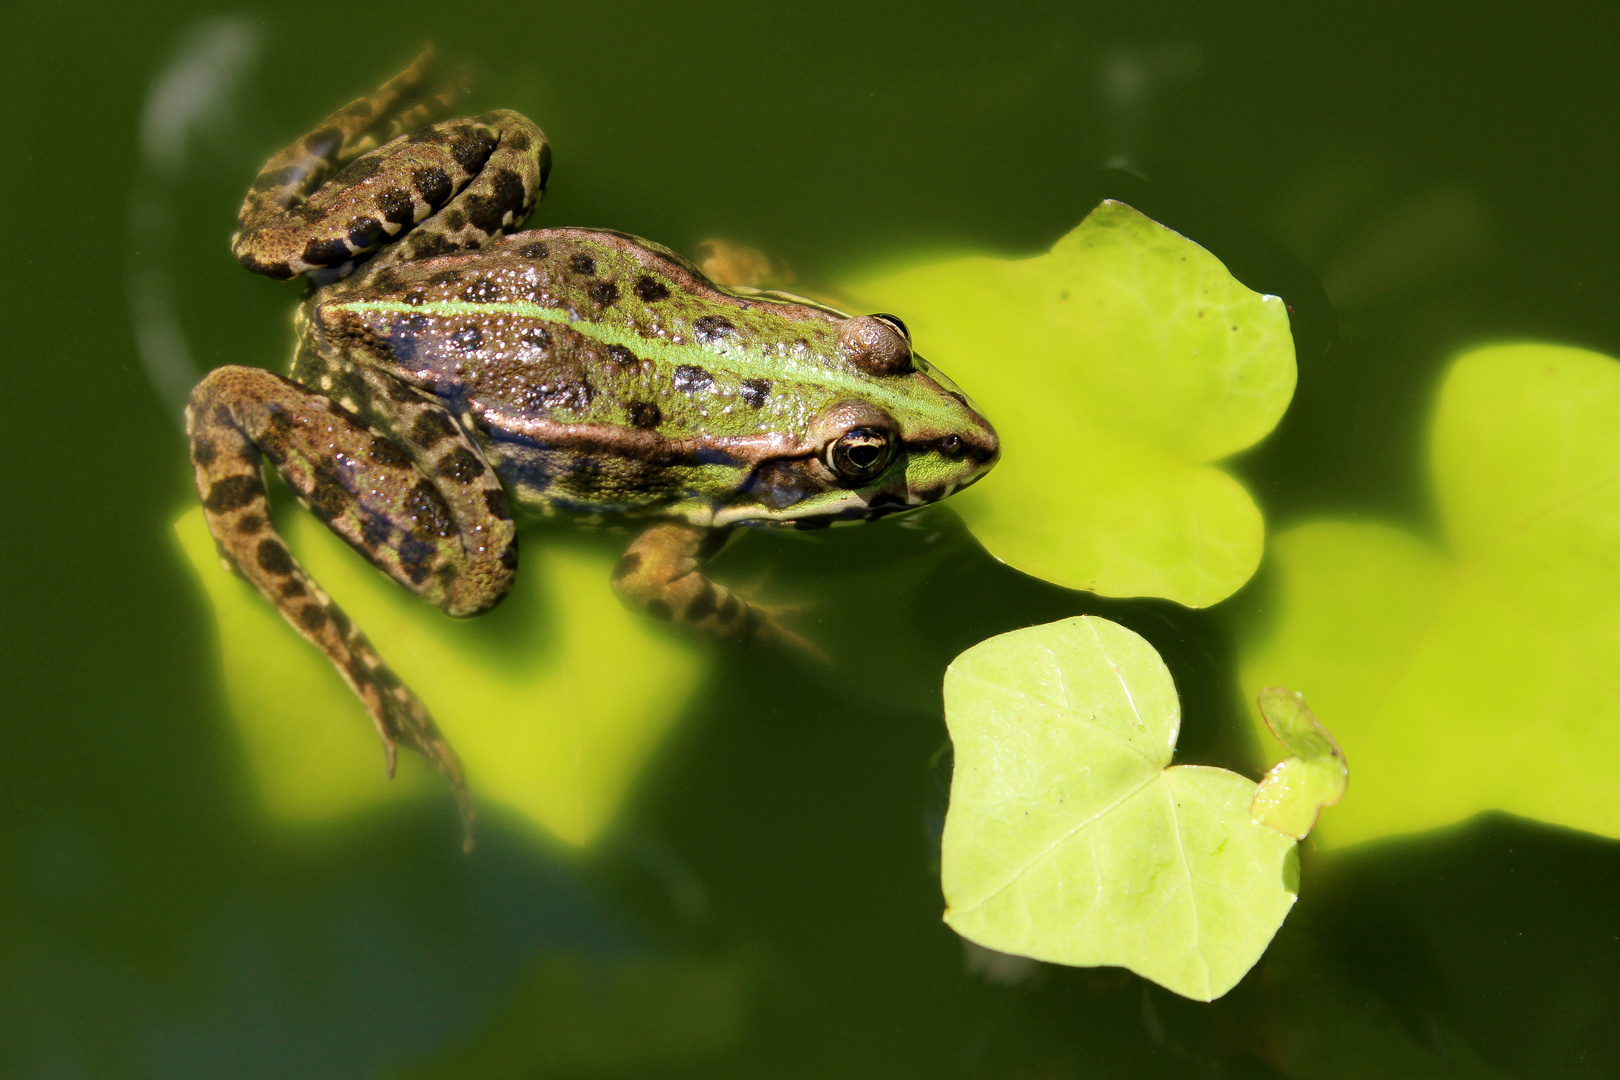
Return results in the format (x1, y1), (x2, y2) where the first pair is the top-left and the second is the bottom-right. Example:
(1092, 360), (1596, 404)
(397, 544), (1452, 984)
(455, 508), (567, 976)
(186, 53), (999, 841)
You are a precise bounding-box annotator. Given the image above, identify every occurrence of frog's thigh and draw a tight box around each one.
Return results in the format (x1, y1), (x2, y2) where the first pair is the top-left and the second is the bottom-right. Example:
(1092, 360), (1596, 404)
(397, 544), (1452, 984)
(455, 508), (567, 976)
(190, 366), (516, 617)
(610, 522), (766, 640)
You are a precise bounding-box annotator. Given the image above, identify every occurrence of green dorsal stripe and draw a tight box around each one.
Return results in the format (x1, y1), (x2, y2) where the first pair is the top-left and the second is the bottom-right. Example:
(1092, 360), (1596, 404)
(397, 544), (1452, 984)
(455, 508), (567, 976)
(335, 298), (962, 429)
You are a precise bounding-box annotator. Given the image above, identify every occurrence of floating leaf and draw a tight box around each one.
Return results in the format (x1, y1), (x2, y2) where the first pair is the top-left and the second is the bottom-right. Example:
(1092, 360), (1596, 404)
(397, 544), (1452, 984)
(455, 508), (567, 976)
(176, 506), (705, 847)
(1250, 688), (1347, 840)
(842, 201), (1296, 607)
(941, 615), (1298, 1001)
(1241, 344), (1620, 847)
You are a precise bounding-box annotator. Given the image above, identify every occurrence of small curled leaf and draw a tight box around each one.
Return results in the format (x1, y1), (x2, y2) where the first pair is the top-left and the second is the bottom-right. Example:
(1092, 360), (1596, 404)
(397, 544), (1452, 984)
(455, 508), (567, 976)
(1250, 688), (1348, 840)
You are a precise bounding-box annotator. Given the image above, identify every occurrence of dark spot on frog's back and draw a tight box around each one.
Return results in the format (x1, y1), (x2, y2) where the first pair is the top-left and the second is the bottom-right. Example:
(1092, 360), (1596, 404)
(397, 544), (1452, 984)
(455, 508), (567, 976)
(569, 253), (596, 276)
(484, 487), (512, 520)
(627, 401), (662, 429)
(298, 603), (328, 631)
(468, 169), (526, 234)
(411, 166), (452, 207)
(347, 216), (385, 249)
(693, 315), (735, 344)
(377, 187), (415, 227)
(518, 241), (548, 259)
(256, 538), (294, 576)
(740, 378), (770, 407)
(451, 132), (496, 171)
(410, 234), (457, 260)
(435, 447), (484, 485)
(444, 208), (468, 232)
(605, 344), (640, 370)
(203, 474), (263, 513)
(673, 365), (714, 393)
(450, 325), (483, 352)
(506, 129), (532, 153)
(191, 436), (216, 467)
(405, 480), (456, 539)
(589, 281), (619, 305)
(634, 275), (669, 302)
(411, 410), (458, 448)
(303, 237), (352, 268)
(369, 435), (414, 469)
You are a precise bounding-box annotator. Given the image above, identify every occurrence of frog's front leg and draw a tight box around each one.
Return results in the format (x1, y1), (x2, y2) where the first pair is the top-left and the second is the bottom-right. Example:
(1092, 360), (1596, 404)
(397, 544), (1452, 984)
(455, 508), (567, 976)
(233, 58), (548, 281)
(186, 366), (518, 844)
(610, 522), (786, 644)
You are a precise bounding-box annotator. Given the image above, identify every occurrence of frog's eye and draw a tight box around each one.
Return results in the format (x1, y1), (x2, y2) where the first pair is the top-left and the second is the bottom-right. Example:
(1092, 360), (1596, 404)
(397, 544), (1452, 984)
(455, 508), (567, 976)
(826, 426), (897, 484)
(870, 313), (910, 341)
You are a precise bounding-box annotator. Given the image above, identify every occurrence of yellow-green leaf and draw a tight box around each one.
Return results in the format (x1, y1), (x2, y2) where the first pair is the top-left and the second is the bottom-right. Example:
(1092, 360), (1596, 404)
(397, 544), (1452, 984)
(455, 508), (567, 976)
(843, 201), (1296, 607)
(176, 506), (705, 847)
(941, 615), (1298, 1001)
(1241, 344), (1620, 847)
(1249, 688), (1347, 840)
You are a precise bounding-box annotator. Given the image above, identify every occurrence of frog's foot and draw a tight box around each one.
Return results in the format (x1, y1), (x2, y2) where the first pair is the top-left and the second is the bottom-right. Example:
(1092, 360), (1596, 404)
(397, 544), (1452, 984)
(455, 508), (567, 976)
(234, 53), (548, 282)
(609, 522), (826, 658)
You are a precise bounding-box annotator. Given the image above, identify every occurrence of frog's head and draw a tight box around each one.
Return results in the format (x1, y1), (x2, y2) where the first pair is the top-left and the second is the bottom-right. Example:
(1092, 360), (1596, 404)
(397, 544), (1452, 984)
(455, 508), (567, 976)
(718, 313), (999, 529)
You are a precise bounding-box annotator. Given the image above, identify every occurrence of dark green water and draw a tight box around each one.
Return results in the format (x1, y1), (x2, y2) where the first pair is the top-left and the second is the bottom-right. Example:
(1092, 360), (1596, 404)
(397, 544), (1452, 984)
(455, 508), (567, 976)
(6, 2), (1619, 1076)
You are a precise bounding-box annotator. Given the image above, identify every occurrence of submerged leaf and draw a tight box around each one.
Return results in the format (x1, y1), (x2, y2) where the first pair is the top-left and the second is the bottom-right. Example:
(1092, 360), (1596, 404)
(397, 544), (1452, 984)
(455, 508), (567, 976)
(941, 615), (1297, 1001)
(1241, 344), (1620, 846)
(1250, 688), (1347, 840)
(843, 201), (1296, 607)
(176, 507), (705, 847)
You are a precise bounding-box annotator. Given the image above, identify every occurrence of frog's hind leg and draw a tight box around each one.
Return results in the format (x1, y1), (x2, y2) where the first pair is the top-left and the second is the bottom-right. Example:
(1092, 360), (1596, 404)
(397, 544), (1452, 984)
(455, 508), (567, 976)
(186, 366), (519, 846)
(611, 522), (823, 657)
(234, 54), (549, 281)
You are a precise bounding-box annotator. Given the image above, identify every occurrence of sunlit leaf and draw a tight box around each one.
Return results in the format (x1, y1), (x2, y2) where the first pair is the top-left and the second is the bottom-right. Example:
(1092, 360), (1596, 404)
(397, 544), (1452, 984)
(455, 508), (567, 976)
(941, 615), (1298, 1001)
(1249, 688), (1347, 840)
(842, 201), (1296, 607)
(176, 506), (705, 847)
(1240, 344), (1620, 847)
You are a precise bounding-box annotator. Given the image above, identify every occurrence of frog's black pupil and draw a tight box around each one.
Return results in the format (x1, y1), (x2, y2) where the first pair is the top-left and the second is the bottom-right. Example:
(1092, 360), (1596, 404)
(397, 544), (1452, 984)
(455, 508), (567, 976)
(850, 445), (879, 467)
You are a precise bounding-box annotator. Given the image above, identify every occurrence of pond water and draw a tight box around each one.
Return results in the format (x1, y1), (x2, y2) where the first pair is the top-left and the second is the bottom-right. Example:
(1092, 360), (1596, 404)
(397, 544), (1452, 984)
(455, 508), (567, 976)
(6, 2), (1619, 1076)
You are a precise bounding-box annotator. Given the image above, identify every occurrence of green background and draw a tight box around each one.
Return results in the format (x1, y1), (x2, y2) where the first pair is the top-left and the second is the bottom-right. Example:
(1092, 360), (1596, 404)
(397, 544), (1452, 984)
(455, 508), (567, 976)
(5, 1), (1619, 1076)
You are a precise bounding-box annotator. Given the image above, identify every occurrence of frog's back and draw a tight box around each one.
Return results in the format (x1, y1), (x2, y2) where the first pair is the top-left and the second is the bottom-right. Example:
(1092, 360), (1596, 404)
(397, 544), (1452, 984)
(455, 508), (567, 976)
(311, 228), (881, 520)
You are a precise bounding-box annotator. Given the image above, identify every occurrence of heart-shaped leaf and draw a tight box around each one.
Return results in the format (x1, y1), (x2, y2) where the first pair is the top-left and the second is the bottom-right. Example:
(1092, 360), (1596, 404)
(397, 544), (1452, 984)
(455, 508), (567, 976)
(942, 615), (1299, 1001)
(176, 506), (705, 846)
(843, 201), (1297, 607)
(1241, 344), (1620, 847)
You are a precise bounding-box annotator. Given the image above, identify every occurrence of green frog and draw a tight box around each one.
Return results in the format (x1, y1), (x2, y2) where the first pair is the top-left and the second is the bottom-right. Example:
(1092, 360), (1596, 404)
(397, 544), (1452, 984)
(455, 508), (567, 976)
(187, 55), (999, 837)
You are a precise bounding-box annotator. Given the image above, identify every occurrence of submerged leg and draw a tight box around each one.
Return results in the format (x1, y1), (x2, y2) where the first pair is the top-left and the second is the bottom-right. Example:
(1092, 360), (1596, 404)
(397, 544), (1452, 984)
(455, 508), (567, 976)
(610, 522), (812, 650)
(187, 365), (518, 845)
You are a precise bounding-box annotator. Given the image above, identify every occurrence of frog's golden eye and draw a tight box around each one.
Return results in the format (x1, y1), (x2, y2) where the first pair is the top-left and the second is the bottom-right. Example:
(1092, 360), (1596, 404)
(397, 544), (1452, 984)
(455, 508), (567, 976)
(826, 427), (897, 483)
(870, 313), (910, 342)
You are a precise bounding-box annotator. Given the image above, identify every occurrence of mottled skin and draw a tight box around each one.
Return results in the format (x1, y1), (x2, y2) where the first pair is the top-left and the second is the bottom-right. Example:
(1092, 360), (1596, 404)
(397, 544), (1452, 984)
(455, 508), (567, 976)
(188, 56), (999, 841)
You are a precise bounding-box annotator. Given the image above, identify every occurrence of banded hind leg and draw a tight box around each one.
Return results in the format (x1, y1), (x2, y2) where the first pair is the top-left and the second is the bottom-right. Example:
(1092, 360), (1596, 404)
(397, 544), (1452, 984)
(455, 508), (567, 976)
(610, 522), (822, 656)
(186, 366), (519, 845)
(234, 53), (550, 281)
